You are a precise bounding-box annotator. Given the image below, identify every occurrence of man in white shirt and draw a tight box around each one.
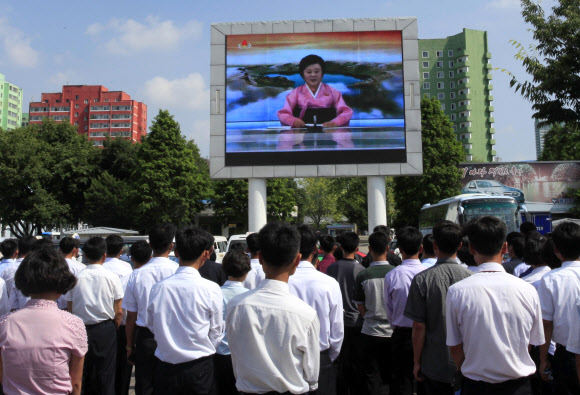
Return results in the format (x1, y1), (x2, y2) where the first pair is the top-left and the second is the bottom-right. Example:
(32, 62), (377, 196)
(56, 237), (86, 309)
(104, 235), (133, 278)
(3, 236), (35, 311)
(123, 223), (178, 395)
(289, 224), (344, 395)
(446, 216), (544, 395)
(243, 233), (265, 289)
(421, 234), (437, 268)
(0, 239), (18, 276)
(227, 222), (320, 394)
(537, 221), (580, 394)
(66, 236), (124, 395)
(147, 227), (223, 395)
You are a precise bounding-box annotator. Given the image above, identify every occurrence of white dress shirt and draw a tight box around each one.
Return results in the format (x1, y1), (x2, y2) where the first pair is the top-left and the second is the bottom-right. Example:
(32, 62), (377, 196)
(521, 266), (551, 289)
(65, 264), (124, 325)
(147, 266), (224, 364)
(243, 258), (265, 290)
(446, 262), (544, 383)
(0, 259), (16, 277)
(122, 257), (178, 327)
(56, 258), (87, 309)
(566, 295), (580, 354)
(226, 279), (320, 394)
(0, 278), (10, 316)
(421, 257), (437, 268)
(103, 257), (133, 278)
(288, 261), (344, 361)
(537, 260), (580, 346)
(120, 274), (131, 326)
(513, 262), (531, 278)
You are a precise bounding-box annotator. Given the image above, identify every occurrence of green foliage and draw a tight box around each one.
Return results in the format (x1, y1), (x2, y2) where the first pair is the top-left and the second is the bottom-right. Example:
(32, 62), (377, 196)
(539, 123), (580, 161)
(508, 0), (580, 125)
(393, 98), (464, 228)
(84, 171), (136, 229)
(267, 179), (298, 221)
(131, 110), (211, 232)
(332, 177), (368, 231)
(299, 178), (340, 230)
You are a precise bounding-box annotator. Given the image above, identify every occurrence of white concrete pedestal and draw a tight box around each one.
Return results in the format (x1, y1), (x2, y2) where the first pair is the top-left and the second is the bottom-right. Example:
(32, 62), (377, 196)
(248, 178), (267, 233)
(367, 176), (387, 234)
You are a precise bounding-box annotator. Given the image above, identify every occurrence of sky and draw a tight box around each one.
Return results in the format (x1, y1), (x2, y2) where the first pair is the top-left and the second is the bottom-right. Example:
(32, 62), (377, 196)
(0, 0), (551, 161)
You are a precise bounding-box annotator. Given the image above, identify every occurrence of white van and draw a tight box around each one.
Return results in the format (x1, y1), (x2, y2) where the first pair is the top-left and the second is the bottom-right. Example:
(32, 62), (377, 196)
(213, 236), (228, 263)
(226, 233), (252, 253)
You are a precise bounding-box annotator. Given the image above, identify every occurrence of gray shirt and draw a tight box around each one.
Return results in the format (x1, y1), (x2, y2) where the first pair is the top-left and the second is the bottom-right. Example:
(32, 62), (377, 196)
(403, 258), (472, 383)
(327, 258), (365, 327)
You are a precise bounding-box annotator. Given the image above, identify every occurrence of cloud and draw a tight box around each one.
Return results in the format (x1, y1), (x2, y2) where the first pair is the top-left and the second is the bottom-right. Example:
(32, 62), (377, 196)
(143, 73), (209, 110)
(487, 0), (521, 9)
(0, 18), (39, 67)
(189, 119), (210, 156)
(86, 16), (202, 54)
(48, 71), (79, 86)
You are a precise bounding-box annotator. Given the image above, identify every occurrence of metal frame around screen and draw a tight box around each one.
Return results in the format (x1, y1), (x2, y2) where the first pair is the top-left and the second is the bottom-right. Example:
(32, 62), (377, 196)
(210, 17), (422, 179)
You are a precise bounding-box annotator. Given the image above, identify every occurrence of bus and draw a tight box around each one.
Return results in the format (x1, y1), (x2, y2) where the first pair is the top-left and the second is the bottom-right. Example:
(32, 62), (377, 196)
(419, 193), (527, 235)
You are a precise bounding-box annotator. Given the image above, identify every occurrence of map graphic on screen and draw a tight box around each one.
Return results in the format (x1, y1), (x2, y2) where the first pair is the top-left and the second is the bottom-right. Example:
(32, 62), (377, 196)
(224, 30), (406, 166)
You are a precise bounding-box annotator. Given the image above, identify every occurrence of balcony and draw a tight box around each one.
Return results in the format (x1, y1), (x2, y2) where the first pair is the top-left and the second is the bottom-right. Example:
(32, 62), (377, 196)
(487, 95), (494, 101)
(488, 117), (495, 123)
(485, 52), (492, 59)
(459, 137), (474, 144)
(457, 104), (472, 112)
(487, 106), (495, 113)
(489, 127), (496, 134)
(490, 149), (497, 156)
(457, 92), (471, 100)
(457, 125), (475, 133)
(485, 63), (493, 70)
(487, 84), (494, 91)
(486, 73), (493, 80)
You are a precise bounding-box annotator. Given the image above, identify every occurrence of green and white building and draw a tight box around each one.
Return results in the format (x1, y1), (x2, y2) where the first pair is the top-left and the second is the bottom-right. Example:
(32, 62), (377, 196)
(0, 73), (23, 131)
(419, 29), (495, 162)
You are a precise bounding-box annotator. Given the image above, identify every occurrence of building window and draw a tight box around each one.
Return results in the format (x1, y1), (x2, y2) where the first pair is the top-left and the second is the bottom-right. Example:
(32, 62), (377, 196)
(449, 61), (454, 67)
(437, 82), (444, 89)
(450, 92), (456, 99)
(441, 103), (445, 110)
(438, 93), (445, 99)
(450, 82), (455, 89)
(423, 82), (430, 89)
(423, 72), (429, 79)
(422, 61), (429, 68)
(437, 61), (443, 68)
(451, 103), (456, 110)
(84, 99), (88, 104)
(75, 104), (79, 109)
(451, 114), (456, 121)
(422, 51), (429, 58)
(75, 112), (78, 117)
(74, 121), (78, 125)
(84, 125), (88, 130)
(436, 51), (443, 57)
(449, 71), (454, 78)
(104, 99), (109, 102)
(437, 71), (444, 78)
(448, 50), (454, 57)
(75, 95), (79, 100)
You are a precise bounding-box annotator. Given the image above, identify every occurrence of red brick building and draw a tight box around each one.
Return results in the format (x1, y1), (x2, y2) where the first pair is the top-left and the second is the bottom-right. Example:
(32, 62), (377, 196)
(29, 85), (147, 145)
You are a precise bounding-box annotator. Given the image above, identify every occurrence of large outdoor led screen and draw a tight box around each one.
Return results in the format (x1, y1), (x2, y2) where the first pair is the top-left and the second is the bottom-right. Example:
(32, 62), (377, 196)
(225, 30), (406, 166)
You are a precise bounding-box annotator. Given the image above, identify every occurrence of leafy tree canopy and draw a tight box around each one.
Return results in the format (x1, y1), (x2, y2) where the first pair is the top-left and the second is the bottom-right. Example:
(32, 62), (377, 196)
(539, 123), (580, 161)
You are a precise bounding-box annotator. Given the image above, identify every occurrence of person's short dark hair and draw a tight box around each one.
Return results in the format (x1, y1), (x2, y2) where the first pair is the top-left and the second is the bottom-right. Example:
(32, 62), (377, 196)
(523, 231), (545, 266)
(552, 221), (580, 261)
(149, 223), (177, 254)
(506, 231), (523, 245)
(422, 234), (434, 256)
(209, 250), (217, 262)
(373, 225), (389, 235)
(369, 232), (390, 256)
(338, 232), (359, 254)
(175, 227), (214, 262)
(15, 248), (76, 297)
(333, 242), (344, 261)
(18, 235), (37, 256)
(246, 233), (260, 255)
(1, 239), (18, 259)
(464, 216), (507, 256)
(520, 221), (537, 236)
(433, 221), (464, 254)
(457, 236), (476, 266)
(258, 223), (300, 268)
(509, 235), (525, 259)
(106, 235), (124, 257)
(296, 225), (317, 259)
(540, 236), (561, 269)
(222, 249), (251, 278)
(32, 238), (53, 251)
(82, 236), (107, 262)
(299, 54), (325, 78)
(130, 240), (152, 265)
(396, 227), (423, 256)
(319, 235), (336, 254)
(59, 236), (77, 255)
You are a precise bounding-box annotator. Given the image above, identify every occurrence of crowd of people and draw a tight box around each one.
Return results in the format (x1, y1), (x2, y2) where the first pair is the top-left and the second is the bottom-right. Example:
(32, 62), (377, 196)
(0, 217), (579, 395)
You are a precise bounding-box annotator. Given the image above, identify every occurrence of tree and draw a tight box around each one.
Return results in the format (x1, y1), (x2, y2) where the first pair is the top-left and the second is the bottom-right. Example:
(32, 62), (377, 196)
(508, 0), (580, 126)
(539, 123), (580, 161)
(131, 110), (211, 232)
(393, 98), (464, 228)
(332, 177), (368, 231)
(267, 179), (298, 221)
(299, 178), (340, 230)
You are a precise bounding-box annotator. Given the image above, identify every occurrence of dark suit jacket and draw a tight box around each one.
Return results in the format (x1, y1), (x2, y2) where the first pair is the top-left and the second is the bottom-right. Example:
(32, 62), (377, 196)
(199, 260), (227, 286)
(502, 257), (524, 274)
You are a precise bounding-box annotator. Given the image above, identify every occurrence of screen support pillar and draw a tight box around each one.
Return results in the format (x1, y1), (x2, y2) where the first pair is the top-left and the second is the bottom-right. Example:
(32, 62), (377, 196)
(367, 176), (387, 234)
(248, 178), (267, 233)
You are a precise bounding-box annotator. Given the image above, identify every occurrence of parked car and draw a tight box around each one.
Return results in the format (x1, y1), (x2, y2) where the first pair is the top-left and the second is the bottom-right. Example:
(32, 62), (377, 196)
(461, 179), (525, 203)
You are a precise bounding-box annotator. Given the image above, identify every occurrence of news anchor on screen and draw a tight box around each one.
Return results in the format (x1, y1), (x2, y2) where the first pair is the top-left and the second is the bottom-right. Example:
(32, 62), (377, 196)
(277, 55), (353, 128)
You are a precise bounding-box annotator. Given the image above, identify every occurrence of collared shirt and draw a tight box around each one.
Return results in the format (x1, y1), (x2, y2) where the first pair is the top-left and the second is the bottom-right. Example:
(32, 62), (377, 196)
(318, 254), (336, 274)
(243, 259), (265, 290)
(56, 258), (86, 309)
(537, 260), (580, 346)
(4, 258), (29, 310)
(384, 259), (426, 328)
(326, 258), (365, 327)
(147, 266), (224, 364)
(226, 279), (320, 394)
(354, 261), (395, 337)
(513, 262), (531, 278)
(503, 257), (524, 275)
(522, 266), (551, 290)
(289, 261), (344, 361)
(122, 256), (178, 327)
(404, 257), (473, 383)
(446, 262), (544, 383)
(421, 257), (437, 269)
(103, 257), (133, 278)
(0, 259), (16, 278)
(217, 281), (249, 355)
(566, 295), (580, 354)
(65, 264), (124, 325)
(0, 278), (9, 316)
(0, 299), (88, 394)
